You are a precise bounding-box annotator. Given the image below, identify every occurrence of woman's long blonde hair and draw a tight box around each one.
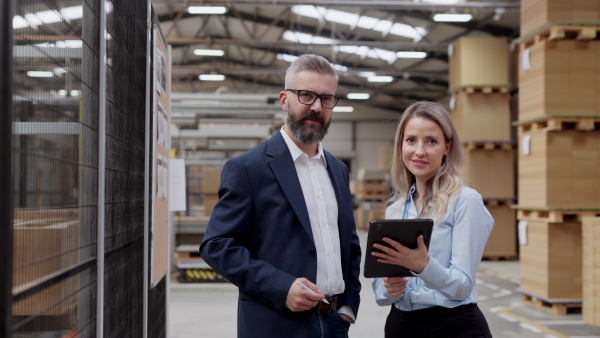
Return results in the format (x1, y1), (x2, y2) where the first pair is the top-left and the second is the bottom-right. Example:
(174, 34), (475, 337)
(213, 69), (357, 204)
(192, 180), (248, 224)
(389, 101), (464, 224)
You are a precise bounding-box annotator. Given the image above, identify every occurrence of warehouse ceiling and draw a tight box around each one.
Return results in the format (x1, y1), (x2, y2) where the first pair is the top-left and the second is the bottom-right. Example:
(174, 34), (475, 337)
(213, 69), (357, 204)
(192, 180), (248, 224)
(153, 0), (521, 114)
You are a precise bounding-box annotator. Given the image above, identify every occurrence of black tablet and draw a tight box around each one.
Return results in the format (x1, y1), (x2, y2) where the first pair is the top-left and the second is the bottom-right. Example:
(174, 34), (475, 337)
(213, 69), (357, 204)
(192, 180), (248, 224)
(364, 219), (434, 278)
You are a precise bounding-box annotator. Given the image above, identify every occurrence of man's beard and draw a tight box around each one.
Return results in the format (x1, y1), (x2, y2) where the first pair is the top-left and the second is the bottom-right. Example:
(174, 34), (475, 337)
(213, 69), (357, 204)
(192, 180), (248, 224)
(287, 108), (331, 145)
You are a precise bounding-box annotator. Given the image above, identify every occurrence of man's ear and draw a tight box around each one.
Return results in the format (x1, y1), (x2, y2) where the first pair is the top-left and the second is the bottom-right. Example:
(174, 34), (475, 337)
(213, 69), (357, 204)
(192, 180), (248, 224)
(279, 91), (288, 111)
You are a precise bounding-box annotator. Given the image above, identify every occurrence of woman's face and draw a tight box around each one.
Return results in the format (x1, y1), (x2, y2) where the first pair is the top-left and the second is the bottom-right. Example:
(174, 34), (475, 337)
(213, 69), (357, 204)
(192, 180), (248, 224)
(401, 117), (451, 185)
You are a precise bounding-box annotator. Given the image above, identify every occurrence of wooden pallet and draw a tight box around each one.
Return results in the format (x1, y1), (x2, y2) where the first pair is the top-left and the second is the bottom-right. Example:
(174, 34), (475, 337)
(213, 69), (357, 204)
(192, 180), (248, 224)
(483, 199), (516, 208)
(517, 22), (600, 49)
(176, 244), (202, 260)
(452, 85), (512, 95)
(521, 293), (582, 315)
(462, 141), (515, 151)
(481, 255), (518, 261)
(515, 208), (600, 223)
(355, 193), (388, 202)
(515, 115), (600, 133)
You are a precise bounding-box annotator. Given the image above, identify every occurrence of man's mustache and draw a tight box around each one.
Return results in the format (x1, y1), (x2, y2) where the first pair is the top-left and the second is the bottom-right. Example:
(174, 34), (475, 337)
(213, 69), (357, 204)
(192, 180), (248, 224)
(301, 112), (324, 126)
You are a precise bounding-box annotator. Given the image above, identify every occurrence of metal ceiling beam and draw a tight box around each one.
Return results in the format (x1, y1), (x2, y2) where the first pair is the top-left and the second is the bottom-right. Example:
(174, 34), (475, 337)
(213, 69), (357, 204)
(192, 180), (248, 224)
(154, 0), (520, 11)
(171, 64), (447, 79)
(166, 37), (449, 52)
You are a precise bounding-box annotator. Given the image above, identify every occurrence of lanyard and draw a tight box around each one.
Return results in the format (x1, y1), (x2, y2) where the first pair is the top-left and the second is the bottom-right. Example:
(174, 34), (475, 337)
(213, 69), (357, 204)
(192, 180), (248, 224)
(402, 191), (412, 220)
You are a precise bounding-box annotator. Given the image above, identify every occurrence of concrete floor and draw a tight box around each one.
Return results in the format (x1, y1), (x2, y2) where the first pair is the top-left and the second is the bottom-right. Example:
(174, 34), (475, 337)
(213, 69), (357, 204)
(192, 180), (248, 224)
(168, 229), (600, 338)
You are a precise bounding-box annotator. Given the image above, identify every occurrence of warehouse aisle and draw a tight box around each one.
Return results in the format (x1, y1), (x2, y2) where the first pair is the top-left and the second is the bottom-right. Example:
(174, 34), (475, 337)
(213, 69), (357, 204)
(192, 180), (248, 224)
(169, 230), (600, 338)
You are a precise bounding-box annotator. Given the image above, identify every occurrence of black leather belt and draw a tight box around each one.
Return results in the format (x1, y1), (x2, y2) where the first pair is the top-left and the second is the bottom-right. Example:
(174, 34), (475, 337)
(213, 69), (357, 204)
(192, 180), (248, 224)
(314, 295), (338, 315)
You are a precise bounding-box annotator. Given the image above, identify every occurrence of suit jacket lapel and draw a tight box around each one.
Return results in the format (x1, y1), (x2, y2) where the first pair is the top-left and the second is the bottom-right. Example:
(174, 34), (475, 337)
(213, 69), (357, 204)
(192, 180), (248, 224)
(266, 132), (314, 242)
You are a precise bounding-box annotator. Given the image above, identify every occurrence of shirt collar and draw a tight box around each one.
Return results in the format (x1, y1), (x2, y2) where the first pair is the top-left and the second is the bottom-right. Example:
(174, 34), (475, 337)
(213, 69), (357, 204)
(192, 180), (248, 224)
(280, 127), (327, 167)
(407, 184), (417, 202)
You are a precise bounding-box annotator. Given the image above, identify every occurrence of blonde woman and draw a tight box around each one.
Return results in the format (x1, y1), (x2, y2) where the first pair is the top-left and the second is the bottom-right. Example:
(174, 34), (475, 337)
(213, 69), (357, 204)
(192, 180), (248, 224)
(371, 101), (493, 337)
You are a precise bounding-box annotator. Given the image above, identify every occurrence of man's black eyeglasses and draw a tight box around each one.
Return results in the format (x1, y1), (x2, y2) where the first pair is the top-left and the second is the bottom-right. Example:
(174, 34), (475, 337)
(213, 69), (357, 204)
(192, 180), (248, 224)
(285, 89), (340, 109)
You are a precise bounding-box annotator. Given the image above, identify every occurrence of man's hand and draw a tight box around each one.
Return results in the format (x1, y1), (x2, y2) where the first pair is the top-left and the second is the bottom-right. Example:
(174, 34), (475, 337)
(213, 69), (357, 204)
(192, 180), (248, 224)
(285, 278), (324, 312)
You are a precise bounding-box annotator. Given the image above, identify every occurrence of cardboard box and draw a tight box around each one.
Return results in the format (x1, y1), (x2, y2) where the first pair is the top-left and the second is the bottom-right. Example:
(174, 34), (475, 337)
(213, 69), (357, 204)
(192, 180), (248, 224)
(483, 203), (517, 258)
(521, 0), (600, 36)
(451, 91), (512, 141)
(356, 168), (386, 180)
(462, 146), (515, 198)
(203, 193), (219, 216)
(202, 167), (222, 193)
(378, 145), (394, 173)
(355, 201), (386, 231)
(583, 217), (600, 325)
(519, 219), (582, 300)
(448, 37), (510, 90)
(12, 209), (80, 315)
(518, 39), (600, 121)
(518, 128), (600, 207)
(355, 179), (389, 195)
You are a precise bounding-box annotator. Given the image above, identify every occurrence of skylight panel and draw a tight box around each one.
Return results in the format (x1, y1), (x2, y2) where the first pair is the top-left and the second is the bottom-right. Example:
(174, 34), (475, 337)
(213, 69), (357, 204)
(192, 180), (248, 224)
(292, 5), (427, 41)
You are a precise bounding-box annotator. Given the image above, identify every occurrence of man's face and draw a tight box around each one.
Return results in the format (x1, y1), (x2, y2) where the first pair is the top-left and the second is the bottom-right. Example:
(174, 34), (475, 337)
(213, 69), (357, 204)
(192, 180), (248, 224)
(280, 71), (337, 145)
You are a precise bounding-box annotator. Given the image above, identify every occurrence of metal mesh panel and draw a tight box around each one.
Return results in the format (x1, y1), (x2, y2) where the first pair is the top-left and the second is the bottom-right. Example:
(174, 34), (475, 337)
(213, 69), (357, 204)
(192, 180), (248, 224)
(11, 0), (156, 336)
(12, 0), (101, 336)
(102, 0), (147, 337)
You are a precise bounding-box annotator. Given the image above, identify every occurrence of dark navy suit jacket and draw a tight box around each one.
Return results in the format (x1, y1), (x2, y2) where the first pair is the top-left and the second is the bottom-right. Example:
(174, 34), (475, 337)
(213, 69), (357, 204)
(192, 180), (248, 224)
(200, 131), (361, 337)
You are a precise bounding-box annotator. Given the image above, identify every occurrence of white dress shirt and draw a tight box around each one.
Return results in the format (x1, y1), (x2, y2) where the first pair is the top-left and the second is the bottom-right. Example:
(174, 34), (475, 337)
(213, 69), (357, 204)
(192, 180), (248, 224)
(280, 128), (355, 321)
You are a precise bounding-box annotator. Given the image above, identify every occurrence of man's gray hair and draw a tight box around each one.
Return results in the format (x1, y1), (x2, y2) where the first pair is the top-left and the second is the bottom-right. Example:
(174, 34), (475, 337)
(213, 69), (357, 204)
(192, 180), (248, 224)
(285, 54), (339, 88)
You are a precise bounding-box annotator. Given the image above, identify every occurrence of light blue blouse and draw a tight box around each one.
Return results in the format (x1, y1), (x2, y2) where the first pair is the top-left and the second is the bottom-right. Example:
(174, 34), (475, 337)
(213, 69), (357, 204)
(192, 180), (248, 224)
(372, 185), (494, 311)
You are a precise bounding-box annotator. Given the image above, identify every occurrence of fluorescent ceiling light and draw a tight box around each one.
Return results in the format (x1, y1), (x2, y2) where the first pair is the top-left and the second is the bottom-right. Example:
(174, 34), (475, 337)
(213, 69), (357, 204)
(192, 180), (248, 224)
(333, 106), (354, 113)
(27, 71), (54, 78)
(188, 6), (227, 14)
(194, 49), (225, 56)
(368, 76), (394, 83)
(433, 13), (473, 22)
(359, 71), (377, 77)
(347, 93), (370, 100)
(199, 74), (225, 81)
(292, 5), (427, 41)
(396, 51), (427, 58)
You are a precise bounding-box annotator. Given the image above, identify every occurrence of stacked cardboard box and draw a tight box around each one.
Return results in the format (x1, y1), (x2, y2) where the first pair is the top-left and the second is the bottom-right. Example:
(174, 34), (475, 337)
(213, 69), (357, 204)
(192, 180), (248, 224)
(353, 168), (388, 230)
(448, 36), (517, 259)
(519, 218), (582, 300)
(13, 209), (80, 316)
(202, 167), (222, 216)
(377, 145), (394, 174)
(583, 217), (600, 325)
(520, 0), (600, 37)
(515, 0), (600, 312)
(187, 166), (203, 213)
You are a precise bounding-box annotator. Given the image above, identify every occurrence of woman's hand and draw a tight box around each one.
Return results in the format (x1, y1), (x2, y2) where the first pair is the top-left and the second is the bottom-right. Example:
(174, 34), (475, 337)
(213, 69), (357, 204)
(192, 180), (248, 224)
(371, 235), (429, 274)
(383, 277), (408, 297)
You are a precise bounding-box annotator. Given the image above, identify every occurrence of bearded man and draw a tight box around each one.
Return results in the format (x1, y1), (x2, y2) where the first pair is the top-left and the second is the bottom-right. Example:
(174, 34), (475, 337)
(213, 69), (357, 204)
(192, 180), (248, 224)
(200, 54), (361, 338)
